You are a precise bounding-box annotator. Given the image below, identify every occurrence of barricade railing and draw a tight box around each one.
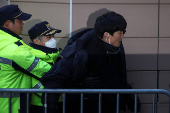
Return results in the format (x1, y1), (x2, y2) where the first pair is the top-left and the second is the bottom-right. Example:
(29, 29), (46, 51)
(0, 89), (170, 113)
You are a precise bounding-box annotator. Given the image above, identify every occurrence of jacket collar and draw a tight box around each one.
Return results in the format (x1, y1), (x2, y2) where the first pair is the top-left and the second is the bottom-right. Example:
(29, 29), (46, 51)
(93, 33), (120, 55)
(60, 28), (120, 58)
(60, 28), (92, 58)
(0, 27), (22, 40)
(30, 42), (58, 54)
(73, 28), (120, 55)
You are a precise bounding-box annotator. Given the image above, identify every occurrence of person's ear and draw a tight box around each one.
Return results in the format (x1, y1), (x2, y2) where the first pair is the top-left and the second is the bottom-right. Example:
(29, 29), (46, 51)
(102, 32), (109, 42)
(103, 32), (106, 37)
(33, 39), (39, 44)
(3, 20), (12, 29)
(103, 32), (109, 38)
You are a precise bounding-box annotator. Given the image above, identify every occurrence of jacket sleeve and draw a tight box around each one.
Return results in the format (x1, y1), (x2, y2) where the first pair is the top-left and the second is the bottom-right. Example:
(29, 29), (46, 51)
(40, 57), (73, 89)
(12, 43), (52, 80)
(40, 57), (74, 113)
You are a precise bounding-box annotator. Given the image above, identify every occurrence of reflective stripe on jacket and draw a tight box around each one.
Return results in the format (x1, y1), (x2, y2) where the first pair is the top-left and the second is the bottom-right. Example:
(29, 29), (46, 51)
(26, 42), (60, 106)
(0, 28), (52, 113)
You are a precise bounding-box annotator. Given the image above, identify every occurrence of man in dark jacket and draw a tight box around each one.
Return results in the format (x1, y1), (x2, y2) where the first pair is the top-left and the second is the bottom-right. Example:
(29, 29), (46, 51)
(41, 11), (140, 113)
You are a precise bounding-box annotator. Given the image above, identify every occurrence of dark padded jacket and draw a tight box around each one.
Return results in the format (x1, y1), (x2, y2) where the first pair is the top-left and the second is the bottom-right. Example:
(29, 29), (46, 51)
(41, 29), (140, 113)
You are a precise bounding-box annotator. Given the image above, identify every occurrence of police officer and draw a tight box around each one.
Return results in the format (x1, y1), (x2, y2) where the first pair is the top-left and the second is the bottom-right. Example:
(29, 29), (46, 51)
(0, 5), (52, 113)
(28, 21), (61, 113)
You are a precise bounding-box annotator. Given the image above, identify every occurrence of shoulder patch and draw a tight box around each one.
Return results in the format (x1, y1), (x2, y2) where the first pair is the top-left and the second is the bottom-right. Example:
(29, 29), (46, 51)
(15, 41), (23, 46)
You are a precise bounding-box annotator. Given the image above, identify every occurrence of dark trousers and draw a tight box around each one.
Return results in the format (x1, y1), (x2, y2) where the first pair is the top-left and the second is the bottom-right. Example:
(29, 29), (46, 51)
(58, 99), (126, 113)
(30, 105), (44, 113)
(58, 99), (99, 113)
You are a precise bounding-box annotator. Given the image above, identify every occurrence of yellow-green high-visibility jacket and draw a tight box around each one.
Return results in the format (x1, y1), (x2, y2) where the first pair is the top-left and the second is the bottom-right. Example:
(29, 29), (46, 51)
(0, 27), (52, 113)
(25, 42), (60, 64)
(24, 42), (60, 107)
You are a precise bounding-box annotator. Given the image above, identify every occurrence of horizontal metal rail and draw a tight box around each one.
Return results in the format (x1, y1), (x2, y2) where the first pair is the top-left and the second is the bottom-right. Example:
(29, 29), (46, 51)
(1, 89), (170, 113)
(0, 89), (170, 95)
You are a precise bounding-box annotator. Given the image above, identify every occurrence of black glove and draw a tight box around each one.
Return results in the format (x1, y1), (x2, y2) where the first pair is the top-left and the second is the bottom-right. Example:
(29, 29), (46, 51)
(80, 77), (100, 88)
(125, 82), (141, 112)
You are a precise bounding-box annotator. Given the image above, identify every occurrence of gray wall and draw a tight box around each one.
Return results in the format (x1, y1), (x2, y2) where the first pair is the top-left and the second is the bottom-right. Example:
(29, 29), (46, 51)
(8, 0), (170, 112)
(0, 0), (8, 7)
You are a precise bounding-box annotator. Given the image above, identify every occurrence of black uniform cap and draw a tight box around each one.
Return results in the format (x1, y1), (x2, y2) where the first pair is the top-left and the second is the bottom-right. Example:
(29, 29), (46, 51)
(0, 5), (32, 21)
(28, 21), (61, 41)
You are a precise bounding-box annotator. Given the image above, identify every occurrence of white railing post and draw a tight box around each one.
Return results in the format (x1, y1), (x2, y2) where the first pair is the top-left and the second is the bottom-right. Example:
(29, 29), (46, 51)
(69, 0), (72, 38)
(8, 0), (10, 5)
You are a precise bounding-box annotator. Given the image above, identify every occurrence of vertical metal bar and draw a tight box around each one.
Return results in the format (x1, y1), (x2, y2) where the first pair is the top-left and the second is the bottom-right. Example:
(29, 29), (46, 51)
(98, 93), (102, 113)
(26, 93), (30, 113)
(157, 0), (160, 71)
(80, 93), (84, 113)
(69, 0), (72, 38)
(134, 94), (137, 113)
(9, 93), (11, 113)
(116, 93), (119, 113)
(157, 1), (161, 113)
(62, 93), (66, 113)
(8, 0), (10, 5)
(152, 94), (156, 113)
(157, 0), (160, 108)
(169, 97), (170, 113)
(44, 93), (47, 113)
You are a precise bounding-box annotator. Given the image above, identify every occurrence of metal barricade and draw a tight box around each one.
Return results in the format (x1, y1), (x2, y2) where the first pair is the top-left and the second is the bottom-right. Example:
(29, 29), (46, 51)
(0, 89), (170, 113)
